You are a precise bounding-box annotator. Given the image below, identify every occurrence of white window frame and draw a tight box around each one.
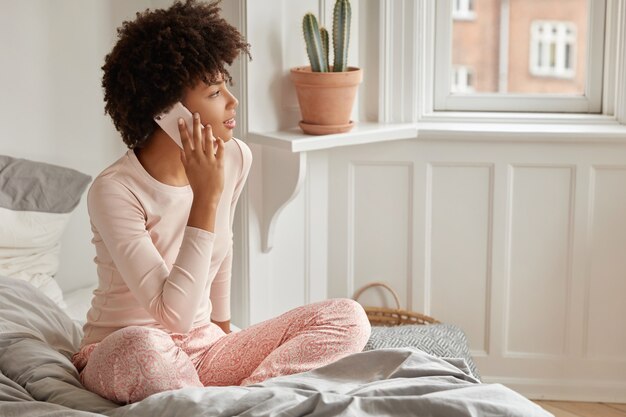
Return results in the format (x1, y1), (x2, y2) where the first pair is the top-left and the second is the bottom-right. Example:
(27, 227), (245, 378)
(452, 0), (476, 21)
(433, 0), (606, 113)
(529, 21), (577, 79)
(378, 0), (626, 125)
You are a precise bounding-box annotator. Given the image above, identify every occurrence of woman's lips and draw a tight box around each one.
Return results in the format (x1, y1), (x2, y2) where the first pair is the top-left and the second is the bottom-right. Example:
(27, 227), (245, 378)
(223, 118), (236, 129)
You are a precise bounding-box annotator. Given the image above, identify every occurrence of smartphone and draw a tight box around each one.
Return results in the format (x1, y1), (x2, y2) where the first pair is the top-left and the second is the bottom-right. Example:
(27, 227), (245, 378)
(153, 102), (203, 149)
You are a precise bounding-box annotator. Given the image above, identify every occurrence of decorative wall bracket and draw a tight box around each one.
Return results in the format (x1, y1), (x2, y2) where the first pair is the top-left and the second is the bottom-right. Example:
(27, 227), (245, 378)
(260, 146), (307, 252)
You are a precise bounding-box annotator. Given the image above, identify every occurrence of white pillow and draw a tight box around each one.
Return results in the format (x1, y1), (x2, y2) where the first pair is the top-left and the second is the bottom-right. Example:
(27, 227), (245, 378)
(0, 155), (91, 308)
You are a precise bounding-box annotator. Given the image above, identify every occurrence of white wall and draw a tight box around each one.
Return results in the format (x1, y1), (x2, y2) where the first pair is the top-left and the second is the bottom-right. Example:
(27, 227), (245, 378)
(0, 1), (138, 291)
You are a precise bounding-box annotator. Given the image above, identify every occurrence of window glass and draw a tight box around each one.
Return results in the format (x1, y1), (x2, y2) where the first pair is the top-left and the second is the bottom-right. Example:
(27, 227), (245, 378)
(451, 0), (588, 95)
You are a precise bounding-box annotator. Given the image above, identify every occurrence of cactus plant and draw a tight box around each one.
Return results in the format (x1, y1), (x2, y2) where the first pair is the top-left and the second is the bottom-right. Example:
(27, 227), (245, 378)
(303, 13), (328, 72)
(320, 27), (330, 71)
(332, 0), (351, 72)
(302, 0), (351, 72)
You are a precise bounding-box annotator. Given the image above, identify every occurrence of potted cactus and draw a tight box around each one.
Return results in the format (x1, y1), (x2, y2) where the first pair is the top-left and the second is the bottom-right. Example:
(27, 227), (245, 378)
(291, 0), (362, 135)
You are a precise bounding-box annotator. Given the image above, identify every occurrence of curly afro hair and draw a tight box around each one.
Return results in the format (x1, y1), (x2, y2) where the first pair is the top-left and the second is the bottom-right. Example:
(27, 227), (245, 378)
(102, 0), (250, 148)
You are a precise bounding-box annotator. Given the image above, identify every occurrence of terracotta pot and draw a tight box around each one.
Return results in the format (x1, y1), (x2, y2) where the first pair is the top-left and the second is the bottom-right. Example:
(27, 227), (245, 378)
(290, 66), (363, 135)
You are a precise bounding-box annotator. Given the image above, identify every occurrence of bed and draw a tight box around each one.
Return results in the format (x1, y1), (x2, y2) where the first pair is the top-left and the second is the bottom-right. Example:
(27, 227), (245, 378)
(0, 155), (552, 416)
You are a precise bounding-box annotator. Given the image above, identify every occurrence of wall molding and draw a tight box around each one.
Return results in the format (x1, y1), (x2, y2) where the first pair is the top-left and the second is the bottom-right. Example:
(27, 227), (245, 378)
(614, 0), (626, 123)
(304, 164), (311, 305)
(347, 162), (356, 297)
(582, 165), (596, 357)
(231, 0), (250, 327)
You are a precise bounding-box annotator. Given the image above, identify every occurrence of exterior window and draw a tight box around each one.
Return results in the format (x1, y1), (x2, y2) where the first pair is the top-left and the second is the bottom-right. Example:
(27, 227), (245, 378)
(453, 0), (476, 21)
(434, 0), (604, 113)
(451, 66), (475, 93)
(530, 21), (576, 79)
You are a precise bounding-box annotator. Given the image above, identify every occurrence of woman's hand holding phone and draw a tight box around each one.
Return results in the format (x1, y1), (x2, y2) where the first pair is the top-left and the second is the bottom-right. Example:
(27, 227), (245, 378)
(179, 112), (225, 232)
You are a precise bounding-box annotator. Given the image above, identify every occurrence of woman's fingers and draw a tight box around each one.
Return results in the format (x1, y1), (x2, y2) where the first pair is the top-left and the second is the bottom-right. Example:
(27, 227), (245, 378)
(193, 112), (203, 151)
(204, 124), (215, 157)
(215, 137), (225, 161)
(178, 118), (194, 158)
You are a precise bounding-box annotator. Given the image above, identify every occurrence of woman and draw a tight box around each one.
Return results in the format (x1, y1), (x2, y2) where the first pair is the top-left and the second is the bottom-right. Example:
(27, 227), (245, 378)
(72, 0), (371, 404)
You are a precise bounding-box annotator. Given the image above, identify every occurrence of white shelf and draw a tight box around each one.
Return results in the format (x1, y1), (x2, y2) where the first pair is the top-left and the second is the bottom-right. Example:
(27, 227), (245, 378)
(246, 122), (418, 153)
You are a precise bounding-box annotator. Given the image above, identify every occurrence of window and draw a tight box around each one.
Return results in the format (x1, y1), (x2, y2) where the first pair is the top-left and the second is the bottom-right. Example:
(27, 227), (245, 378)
(434, 0), (606, 113)
(452, 0), (476, 21)
(530, 21), (576, 79)
(451, 66), (475, 93)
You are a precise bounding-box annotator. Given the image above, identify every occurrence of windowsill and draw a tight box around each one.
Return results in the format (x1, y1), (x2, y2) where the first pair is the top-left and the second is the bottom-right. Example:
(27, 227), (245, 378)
(246, 115), (626, 153)
(419, 111), (620, 124)
(417, 120), (626, 142)
(246, 122), (418, 153)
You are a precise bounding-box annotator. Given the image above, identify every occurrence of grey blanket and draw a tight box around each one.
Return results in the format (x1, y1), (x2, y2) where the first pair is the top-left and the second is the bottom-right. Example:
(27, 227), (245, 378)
(0, 277), (552, 417)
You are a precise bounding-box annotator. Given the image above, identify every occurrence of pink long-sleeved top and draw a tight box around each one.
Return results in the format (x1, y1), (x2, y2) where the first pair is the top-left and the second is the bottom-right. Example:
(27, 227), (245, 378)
(81, 138), (252, 347)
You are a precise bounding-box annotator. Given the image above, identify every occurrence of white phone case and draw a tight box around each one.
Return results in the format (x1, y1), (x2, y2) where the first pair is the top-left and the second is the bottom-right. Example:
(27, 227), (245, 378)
(153, 102), (202, 149)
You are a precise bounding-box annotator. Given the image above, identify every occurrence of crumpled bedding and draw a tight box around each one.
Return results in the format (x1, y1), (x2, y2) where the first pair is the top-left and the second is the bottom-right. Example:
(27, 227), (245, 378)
(0, 277), (552, 417)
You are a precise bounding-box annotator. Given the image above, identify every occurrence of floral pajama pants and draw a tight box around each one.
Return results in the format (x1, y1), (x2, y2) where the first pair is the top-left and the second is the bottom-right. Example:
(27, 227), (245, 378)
(72, 298), (371, 404)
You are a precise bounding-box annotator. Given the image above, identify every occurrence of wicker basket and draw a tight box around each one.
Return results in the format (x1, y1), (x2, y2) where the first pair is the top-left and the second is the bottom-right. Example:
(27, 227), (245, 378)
(352, 282), (440, 326)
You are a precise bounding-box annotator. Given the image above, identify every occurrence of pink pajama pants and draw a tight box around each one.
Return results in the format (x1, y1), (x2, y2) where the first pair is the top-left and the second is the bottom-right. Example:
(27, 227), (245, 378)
(72, 298), (371, 404)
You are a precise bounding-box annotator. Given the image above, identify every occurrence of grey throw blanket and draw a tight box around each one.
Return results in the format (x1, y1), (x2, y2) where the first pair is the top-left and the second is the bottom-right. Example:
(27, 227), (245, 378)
(0, 277), (552, 417)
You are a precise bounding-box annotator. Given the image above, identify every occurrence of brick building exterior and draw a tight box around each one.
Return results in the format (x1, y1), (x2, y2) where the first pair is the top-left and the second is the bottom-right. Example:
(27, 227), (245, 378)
(452, 0), (587, 94)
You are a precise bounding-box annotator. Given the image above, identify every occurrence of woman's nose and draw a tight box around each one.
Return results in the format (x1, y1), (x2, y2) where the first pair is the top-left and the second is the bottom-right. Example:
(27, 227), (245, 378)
(226, 90), (238, 109)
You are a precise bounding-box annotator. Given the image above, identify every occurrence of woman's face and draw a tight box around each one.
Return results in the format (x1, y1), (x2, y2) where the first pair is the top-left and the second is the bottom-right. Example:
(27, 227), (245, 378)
(182, 75), (238, 143)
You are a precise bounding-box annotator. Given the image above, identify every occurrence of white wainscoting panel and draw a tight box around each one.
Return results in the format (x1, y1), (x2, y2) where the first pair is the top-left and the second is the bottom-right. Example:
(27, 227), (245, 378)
(505, 165), (574, 357)
(586, 166), (626, 359)
(427, 163), (493, 356)
(351, 162), (413, 306)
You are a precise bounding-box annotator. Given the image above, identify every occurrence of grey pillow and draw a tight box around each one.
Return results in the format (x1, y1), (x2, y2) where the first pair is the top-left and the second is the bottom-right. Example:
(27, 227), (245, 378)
(0, 155), (91, 213)
(364, 323), (481, 380)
